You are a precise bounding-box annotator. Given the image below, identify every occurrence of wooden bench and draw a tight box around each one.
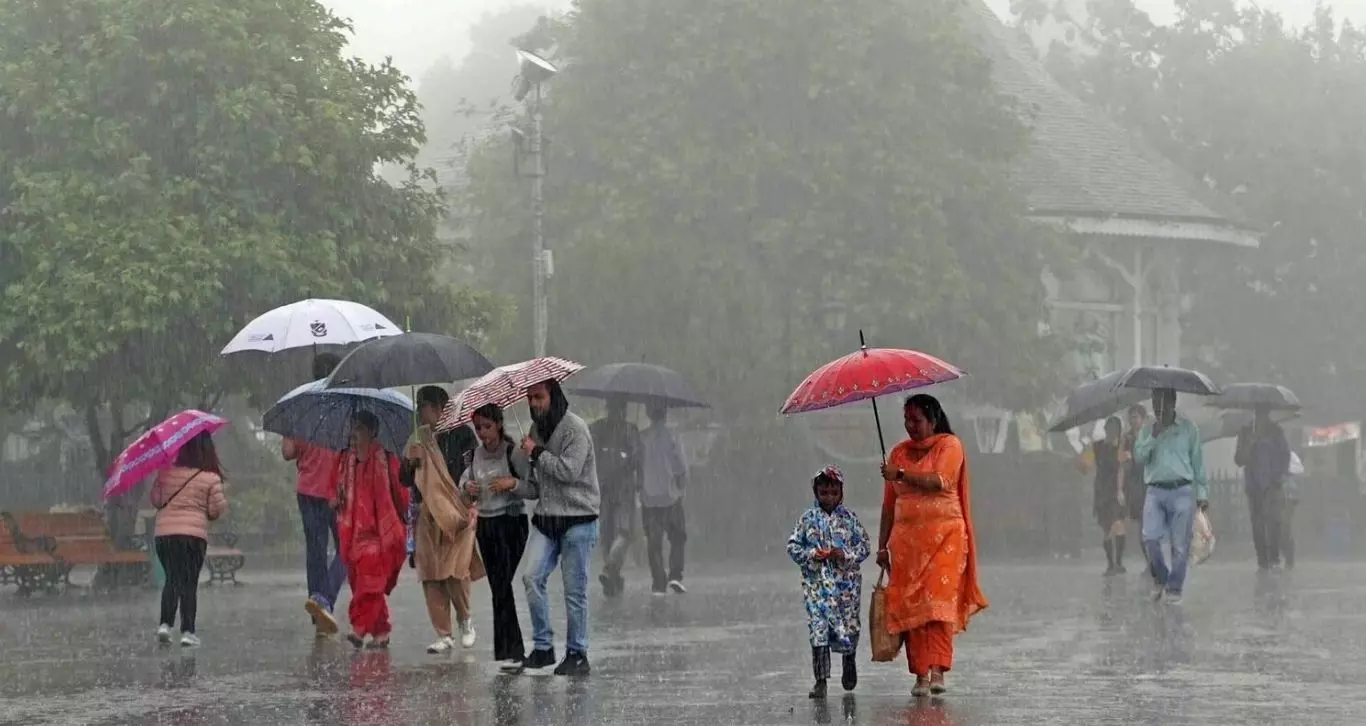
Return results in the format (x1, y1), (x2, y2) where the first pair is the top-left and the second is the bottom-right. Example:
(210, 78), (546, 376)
(12, 511), (148, 588)
(0, 512), (64, 595)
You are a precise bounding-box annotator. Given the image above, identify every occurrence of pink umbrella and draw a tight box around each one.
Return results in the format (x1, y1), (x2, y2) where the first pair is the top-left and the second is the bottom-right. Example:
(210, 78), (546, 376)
(102, 410), (229, 500)
(436, 357), (584, 431)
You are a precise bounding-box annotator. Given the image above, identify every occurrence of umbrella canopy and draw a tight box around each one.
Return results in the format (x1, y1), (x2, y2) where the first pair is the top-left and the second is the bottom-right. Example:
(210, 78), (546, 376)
(324, 333), (494, 390)
(1109, 365), (1221, 396)
(780, 347), (962, 415)
(565, 362), (708, 409)
(1201, 409), (1302, 443)
(436, 357), (584, 431)
(1207, 382), (1302, 412)
(103, 410), (228, 500)
(780, 331), (963, 461)
(221, 299), (400, 355)
(1048, 370), (1150, 432)
(263, 379), (414, 455)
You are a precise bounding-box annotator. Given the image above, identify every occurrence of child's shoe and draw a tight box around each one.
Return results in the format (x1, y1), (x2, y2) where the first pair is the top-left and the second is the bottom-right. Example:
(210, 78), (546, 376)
(808, 679), (827, 699)
(841, 653), (857, 692)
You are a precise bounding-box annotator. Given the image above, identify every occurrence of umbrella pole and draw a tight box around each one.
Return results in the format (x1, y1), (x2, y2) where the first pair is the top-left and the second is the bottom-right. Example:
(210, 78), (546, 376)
(859, 330), (889, 461)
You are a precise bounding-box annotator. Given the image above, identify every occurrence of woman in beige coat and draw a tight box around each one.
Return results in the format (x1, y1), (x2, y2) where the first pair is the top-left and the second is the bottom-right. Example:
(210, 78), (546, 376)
(404, 387), (485, 654)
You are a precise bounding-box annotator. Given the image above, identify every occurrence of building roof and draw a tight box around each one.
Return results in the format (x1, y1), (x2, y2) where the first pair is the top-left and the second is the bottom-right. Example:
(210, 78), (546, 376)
(965, 2), (1258, 246)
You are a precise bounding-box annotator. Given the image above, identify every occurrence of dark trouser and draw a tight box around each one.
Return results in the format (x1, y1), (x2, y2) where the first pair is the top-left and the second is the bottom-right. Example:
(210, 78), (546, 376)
(1246, 485), (1284, 568)
(298, 494), (345, 610)
(642, 502), (687, 590)
(600, 495), (636, 578)
(476, 514), (529, 661)
(1281, 499), (1297, 568)
(156, 535), (207, 633)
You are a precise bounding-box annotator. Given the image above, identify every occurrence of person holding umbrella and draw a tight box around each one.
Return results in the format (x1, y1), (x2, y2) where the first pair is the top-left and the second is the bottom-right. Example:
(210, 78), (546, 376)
(150, 431), (229, 648)
(876, 394), (987, 697)
(516, 375), (600, 676)
(336, 411), (410, 649)
(588, 396), (641, 598)
(403, 386), (483, 655)
(1135, 388), (1209, 605)
(285, 352), (348, 637)
(1235, 405), (1292, 571)
(640, 401), (690, 595)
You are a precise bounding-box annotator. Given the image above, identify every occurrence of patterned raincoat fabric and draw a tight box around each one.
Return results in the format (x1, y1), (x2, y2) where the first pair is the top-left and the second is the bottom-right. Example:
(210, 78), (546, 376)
(786, 502), (871, 652)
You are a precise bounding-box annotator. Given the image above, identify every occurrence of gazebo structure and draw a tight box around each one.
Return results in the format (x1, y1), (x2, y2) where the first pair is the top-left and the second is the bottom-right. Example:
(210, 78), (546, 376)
(969, 1), (1258, 379)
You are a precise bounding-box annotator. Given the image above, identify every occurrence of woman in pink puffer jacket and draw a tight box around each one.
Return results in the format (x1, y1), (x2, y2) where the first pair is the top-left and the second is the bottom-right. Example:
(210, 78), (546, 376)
(150, 431), (228, 648)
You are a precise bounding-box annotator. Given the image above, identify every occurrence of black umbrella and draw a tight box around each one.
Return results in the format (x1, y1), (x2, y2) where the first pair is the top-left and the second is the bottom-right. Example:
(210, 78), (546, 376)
(1109, 365), (1221, 396)
(323, 333), (494, 390)
(565, 363), (709, 408)
(1048, 370), (1150, 432)
(1207, 382), (1302, 411)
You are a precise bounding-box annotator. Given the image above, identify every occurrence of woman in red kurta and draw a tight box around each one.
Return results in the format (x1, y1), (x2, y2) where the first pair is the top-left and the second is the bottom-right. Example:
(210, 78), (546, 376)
(336, 411), (409, 648)
(877, 394), (987, 697)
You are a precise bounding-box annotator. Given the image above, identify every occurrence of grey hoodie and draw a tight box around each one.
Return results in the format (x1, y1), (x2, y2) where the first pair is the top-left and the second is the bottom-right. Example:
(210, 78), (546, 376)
(515, 410), (601, 520)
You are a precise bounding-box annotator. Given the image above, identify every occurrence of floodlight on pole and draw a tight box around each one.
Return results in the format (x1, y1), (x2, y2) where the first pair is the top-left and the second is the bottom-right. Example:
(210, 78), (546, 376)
(513, 48), (558, 358)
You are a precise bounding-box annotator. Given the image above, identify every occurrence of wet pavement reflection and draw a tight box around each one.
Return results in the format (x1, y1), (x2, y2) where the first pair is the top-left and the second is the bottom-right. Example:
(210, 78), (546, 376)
(3, 561), (1365, 724)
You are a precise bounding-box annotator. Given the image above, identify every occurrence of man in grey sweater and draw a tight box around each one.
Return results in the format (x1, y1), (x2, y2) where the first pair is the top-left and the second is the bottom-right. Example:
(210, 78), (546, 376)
(517, 379), (600, 676)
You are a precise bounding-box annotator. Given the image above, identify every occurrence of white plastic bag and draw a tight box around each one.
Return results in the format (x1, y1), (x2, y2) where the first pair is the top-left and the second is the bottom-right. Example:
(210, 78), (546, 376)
(1192, 509), (1216, 565)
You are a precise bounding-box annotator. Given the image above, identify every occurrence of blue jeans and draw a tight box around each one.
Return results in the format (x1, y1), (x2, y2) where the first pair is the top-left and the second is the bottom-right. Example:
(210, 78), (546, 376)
(298, 494), (345, 610)
(1141, 485), (1195, 595)
(524, 520), (599, 654)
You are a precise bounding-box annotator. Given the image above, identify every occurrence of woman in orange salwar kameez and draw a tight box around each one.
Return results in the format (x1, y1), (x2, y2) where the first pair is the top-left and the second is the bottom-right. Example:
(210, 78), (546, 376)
(336, 411), (409, 649)
(877, 394), (987, 697)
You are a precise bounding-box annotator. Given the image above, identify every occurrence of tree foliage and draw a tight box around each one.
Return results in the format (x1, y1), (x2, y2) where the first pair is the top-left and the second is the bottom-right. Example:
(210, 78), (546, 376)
(1027, 0), (1366, 417)
(454, 0), (1069, 416)
(0, 0), (499, 474)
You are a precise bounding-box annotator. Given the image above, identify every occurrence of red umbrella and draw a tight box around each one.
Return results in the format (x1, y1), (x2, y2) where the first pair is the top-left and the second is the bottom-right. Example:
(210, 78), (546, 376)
(781, 331), (963, 459)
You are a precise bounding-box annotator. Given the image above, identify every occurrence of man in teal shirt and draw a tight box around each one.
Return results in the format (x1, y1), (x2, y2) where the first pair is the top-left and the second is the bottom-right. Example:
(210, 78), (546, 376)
(1134, 388), (1209, 605)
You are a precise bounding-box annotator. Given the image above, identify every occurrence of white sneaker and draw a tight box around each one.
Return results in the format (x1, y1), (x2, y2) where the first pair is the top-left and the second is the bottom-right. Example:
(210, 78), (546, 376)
(426, 636), (454, 654)
(180, 632), (201, 648)
(668, 579), (687, 594)
(499, 658), (525, 672)
(1165, 593), (1184, 606)
(459, 619), (477, 649)
(156, 624), (173, 644)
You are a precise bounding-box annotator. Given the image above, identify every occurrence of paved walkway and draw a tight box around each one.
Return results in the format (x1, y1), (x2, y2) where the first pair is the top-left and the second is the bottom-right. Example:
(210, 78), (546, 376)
(2, 560), (1363, 725)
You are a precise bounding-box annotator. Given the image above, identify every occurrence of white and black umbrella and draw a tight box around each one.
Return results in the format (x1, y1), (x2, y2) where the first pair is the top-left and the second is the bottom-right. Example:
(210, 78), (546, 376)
(565, 362), (709, 409)
(220, 299), (400, 355)
(323, 333), (494, 390)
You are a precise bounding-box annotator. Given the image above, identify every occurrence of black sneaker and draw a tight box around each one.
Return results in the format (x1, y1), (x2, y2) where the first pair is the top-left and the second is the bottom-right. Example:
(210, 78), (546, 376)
(808, 679), (827, 699)
(553, 650), (591, 676)
(522, 648), (556, 671)
(841, 655), (857, 692)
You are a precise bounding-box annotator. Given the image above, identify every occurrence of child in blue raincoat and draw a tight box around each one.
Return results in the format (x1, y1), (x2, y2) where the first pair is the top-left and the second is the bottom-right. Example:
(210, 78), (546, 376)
(787, 465), (870, 699)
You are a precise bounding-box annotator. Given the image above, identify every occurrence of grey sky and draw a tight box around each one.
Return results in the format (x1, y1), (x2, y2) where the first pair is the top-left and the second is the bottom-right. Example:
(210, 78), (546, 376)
(320, 0), (1366, 84)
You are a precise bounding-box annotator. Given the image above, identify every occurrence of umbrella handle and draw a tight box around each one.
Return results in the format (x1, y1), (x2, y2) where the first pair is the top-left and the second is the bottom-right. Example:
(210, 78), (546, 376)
(871, 395), (888, 462)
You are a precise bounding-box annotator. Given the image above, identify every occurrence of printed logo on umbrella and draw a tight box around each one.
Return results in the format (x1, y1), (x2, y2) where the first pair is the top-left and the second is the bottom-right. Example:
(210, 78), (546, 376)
(247, 333), (275, 342)
(310, 321), (328, 337)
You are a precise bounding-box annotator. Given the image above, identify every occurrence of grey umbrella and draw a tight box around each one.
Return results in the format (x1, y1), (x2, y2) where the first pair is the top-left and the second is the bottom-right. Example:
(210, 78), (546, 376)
(323, 333), (494, 390)
(1207, 382), (1302, 412)
(1201, 408), (1302, 443)
(1109, 365), (1222, 396)
(1048, 370), (1150, 432)
(565, 362), (709, 408)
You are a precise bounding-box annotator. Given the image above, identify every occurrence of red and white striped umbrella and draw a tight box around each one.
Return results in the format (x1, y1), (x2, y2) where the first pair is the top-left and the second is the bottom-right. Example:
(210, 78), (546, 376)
(436, 357), (584, 431)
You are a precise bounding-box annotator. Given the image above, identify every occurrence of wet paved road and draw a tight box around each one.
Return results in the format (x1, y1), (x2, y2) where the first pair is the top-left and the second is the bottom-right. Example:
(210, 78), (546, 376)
(2, 559), (1365, 725)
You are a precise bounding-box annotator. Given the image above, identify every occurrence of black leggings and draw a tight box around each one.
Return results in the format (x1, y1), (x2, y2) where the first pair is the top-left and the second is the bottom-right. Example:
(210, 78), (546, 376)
(475, 514), (529, 661)
(156, 535), (207, 633)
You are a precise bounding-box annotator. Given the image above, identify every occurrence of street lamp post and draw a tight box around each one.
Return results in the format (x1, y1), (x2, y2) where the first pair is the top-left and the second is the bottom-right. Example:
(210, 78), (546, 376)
(514, 49), (558, 357)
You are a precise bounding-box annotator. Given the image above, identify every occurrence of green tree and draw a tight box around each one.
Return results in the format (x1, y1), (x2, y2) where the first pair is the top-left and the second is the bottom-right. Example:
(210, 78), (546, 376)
(1028, 0), (1366, 417)
(457, 0), (1068, 415)
(0, 0), (500, 476)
